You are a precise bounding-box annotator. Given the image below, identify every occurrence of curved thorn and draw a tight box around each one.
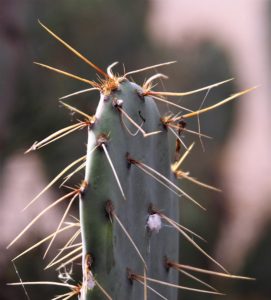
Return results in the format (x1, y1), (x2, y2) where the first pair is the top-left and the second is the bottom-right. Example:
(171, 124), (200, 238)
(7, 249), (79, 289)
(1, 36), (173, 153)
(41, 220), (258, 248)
(143, 73), (168, 90)
(107, 62), (119, 79)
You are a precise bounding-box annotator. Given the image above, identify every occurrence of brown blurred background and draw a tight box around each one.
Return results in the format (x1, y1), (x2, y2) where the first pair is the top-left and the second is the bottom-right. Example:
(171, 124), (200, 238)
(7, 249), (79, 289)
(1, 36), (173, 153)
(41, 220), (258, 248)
(1, 0), (270, 299)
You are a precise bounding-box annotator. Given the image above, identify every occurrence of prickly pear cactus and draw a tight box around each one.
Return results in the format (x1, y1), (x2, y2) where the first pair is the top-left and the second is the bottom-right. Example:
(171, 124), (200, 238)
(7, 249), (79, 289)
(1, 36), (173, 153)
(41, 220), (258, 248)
(8, 22), (255, 300)
(80, 77), (179, 299)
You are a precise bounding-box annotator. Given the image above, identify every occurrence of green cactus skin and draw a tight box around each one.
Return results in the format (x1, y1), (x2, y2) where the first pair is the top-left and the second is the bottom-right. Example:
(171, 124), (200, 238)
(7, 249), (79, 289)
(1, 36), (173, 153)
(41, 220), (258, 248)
(80, 78), (179, 299)
(7, 22), (256, 300)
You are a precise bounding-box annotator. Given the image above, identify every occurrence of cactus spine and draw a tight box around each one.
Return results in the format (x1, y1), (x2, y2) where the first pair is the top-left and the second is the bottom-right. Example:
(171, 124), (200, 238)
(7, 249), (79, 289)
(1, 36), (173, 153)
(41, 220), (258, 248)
(8, 22), (256, 300)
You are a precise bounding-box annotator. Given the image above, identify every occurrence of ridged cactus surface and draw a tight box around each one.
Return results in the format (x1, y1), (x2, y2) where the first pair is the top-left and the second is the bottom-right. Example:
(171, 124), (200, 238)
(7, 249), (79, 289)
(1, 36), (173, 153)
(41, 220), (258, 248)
(80, 79), (179, 299)
(7, 22), (255, 300)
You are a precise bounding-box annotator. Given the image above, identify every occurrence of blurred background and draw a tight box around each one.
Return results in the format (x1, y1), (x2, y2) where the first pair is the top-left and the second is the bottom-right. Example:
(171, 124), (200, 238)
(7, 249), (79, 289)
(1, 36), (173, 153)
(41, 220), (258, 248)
(1, 0), (270, 299)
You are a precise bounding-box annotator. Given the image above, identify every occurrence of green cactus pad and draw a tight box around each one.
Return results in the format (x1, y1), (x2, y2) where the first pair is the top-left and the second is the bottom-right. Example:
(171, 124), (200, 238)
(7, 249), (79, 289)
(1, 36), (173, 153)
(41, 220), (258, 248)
(80, 78), (179, 299)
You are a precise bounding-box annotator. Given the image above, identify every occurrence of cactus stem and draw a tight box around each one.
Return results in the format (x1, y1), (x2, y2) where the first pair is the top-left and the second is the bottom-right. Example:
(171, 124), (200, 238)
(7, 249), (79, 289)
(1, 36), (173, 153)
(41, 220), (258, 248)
(137, 280), (168, 300)
(114, 212), (147, 268)
(117, 107), (162, 138)
(121, 114), (144, 136)
(22, 155), (86, 211)
(34, 62), (98, 87)
(94, 279), (112, 300)
(128, 158), (180, 197)
(128, 271), (225, 295)
(59, 87), (99, 100)
(43, 192), (79, 258)
(159, 212), (229, 274)
(81, 255), (113, 299)
(124, 61), (176, 77)
(7, 190), (79, 249)
(38, 21), (108, 79)
(106, 200), (147, 269)
(12, 223), (79, 261)
(96, 133), (109, 147)
(145, 78), (234, 97)
(101, 143), (126, 200)
(127, 155), (206, 210)
(105, 199), (114, 222)
(165, 259), (255, 281)
(12, 23), (257, 296)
